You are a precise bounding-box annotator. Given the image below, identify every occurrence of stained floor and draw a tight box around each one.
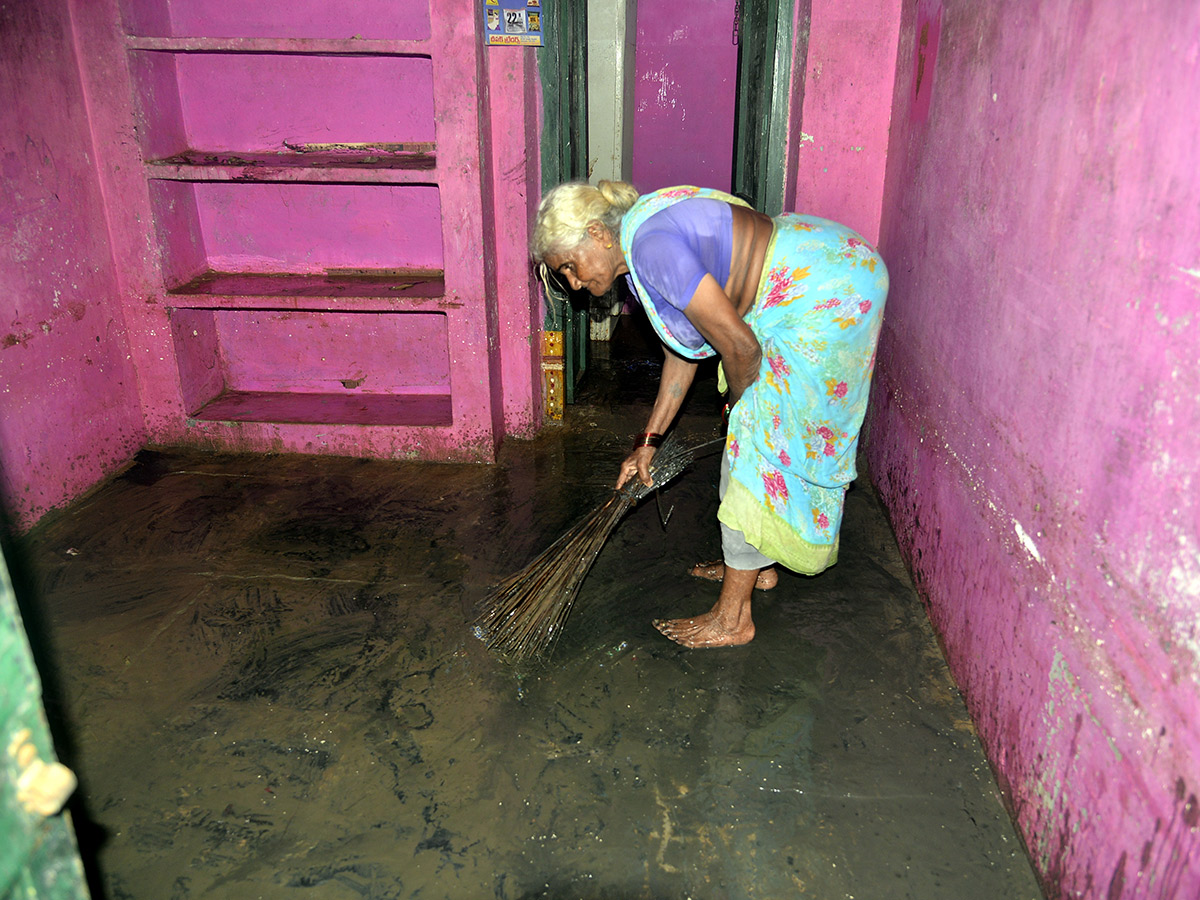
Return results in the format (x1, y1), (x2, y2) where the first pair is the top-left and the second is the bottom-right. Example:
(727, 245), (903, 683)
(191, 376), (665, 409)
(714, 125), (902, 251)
(13, 320), (1044, 899)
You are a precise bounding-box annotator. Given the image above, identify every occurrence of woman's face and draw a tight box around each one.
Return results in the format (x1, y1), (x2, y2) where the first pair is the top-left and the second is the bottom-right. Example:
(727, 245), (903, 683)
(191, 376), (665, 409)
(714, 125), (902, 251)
(543, 226), (622, 297)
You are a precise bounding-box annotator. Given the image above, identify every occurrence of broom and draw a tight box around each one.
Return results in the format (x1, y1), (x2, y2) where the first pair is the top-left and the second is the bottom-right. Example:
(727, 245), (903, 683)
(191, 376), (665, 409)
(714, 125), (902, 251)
(474, 433), (716, 664)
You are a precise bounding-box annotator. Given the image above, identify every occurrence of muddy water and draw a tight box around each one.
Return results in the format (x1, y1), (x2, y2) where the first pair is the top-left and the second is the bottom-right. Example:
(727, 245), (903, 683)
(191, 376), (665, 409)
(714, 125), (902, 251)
(20, 331), (1043, 899)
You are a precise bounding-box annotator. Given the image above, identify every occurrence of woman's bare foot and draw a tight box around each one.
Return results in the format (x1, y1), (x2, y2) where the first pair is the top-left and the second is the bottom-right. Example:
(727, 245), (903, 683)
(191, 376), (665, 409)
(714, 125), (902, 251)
(655, 566), (758, 648)
(690, 560), (778, 590)
(653, 611), (755, 648)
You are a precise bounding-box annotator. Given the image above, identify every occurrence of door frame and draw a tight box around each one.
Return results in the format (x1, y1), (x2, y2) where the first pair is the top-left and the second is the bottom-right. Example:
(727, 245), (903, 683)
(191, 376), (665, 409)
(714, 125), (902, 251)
(537, 4), (590, 410)
(733, 0), (808, 216)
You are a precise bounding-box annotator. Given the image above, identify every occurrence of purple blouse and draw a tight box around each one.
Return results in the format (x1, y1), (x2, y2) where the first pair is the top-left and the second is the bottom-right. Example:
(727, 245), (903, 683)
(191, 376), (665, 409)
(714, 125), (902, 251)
(625, 198), (733, 351)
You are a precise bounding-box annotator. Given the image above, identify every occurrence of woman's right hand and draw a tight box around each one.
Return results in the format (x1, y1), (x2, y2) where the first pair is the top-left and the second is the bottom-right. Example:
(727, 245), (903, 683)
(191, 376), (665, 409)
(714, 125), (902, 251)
(616, 446), (657, 490)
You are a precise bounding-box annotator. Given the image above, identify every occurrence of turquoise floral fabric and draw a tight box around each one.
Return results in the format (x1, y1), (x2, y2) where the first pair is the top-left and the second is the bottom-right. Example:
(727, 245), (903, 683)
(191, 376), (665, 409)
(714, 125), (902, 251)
(621, 187), (888, 574)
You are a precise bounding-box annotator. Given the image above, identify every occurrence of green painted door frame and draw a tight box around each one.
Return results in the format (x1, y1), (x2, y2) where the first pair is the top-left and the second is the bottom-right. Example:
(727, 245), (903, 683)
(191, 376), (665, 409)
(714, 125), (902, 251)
(537, 3), (590, 405)
(733, 0), (809, 216)
(1, 550), (89, 900)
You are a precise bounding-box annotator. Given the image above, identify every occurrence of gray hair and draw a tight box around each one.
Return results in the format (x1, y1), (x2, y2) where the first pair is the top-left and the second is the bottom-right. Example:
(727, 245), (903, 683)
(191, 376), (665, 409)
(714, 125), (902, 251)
(530, 180), (640, 262)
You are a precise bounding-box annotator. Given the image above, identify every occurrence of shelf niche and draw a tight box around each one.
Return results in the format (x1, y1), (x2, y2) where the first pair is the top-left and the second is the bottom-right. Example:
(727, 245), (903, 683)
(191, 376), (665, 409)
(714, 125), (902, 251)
(128, 50), (436, 168)
(171, 308), (453, 427)
(148, 179), (444, 302)
(120, 0), (431, 41)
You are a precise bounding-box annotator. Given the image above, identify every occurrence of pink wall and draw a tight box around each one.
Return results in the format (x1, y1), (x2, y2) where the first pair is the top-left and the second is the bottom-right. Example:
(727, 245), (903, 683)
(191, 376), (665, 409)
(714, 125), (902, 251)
(484, 47), (544, 439)
(869, 0), (1200, 895)
(0, 0), (146, 529)
(787, 0), (900, 240)
(631, 0), (738, 193)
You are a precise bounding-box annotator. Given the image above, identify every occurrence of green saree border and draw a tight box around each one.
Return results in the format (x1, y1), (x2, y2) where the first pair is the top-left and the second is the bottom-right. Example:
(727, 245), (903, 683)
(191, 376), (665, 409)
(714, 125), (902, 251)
(718, 475), (840, 575)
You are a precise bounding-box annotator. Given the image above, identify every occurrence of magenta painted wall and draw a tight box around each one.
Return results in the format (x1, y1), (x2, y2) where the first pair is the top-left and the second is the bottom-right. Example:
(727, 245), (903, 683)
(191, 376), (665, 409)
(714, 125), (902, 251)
(0, 0), (146, 529)
(631, 0), (738, 193)
(869, 0), (1200, 895)
(787, 0), (900, 242)
(484, 47), (543, 439)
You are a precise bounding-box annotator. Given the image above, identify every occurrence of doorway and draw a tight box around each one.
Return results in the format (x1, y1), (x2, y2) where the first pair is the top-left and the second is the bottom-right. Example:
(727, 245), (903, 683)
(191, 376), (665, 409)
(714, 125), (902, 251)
(628, 0), (803, 213)
(538, 0), (804, 411)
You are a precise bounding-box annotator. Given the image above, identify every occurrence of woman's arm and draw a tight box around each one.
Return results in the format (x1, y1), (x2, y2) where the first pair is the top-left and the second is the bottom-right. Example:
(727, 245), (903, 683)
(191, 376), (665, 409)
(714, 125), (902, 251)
(616, 349), (697, 489)
(683, 273), (762, 404)
(617, 274), (761, 489)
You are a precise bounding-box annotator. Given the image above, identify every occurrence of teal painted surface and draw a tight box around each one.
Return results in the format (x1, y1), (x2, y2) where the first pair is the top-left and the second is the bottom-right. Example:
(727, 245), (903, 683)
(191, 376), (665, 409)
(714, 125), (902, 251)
(537, 3), (590, 402)
(733, 0), (803, 215)
(0, 554), (89, 900)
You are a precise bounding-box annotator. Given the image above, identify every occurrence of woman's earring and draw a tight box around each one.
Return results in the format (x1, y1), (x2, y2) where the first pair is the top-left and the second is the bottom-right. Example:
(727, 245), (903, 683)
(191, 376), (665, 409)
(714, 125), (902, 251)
(605, 243), (612, 249)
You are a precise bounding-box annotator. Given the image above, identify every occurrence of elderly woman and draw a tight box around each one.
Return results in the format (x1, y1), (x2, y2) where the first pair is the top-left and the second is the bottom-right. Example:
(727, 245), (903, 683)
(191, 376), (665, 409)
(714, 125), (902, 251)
(532, 181), (888, 649)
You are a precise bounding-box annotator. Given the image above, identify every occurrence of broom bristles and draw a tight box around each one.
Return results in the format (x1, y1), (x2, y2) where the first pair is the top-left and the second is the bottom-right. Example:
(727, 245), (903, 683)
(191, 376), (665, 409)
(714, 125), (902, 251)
(475, 434), (707, 664)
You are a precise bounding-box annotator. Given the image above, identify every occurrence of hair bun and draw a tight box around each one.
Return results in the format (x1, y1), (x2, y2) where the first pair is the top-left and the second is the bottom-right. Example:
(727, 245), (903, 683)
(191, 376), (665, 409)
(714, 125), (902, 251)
(597, 180), (639, 210)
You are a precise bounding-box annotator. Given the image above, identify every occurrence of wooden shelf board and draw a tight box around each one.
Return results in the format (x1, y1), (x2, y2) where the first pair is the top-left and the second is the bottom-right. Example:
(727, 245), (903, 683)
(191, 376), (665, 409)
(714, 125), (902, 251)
(191, 390), (452, 427)
(147, 147), (436, 175)
(168, 271), (445, 300)
(125, 36), (431, 55)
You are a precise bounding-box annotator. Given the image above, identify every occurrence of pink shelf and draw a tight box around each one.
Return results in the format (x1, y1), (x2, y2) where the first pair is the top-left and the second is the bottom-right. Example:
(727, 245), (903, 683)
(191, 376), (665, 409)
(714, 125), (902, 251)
(127, 52), (435, 162)
(191, 390), (452, 427)
(147, 181), (445, 297)
(170, 307), (454, 427)
(167, 270), (445, 301)
(125, 37), (430, 53)
(110, 0), (502, 455)
(147, 146), (436, 175)
(120, 0), (431, 42)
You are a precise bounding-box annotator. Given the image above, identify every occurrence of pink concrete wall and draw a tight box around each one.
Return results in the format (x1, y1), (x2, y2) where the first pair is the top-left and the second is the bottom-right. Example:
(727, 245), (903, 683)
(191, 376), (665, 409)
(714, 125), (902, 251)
(787, 0), (900, 240)
(0, 0), (146, 529)
(869, 0), (1200, 895)
(484, 47), (544, 439)
(631, 0), (738, 193)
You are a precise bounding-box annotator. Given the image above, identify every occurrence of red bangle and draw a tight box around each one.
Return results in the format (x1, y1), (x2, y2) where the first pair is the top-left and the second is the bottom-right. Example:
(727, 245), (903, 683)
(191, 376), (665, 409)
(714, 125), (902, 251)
(633, 432), (663, 449)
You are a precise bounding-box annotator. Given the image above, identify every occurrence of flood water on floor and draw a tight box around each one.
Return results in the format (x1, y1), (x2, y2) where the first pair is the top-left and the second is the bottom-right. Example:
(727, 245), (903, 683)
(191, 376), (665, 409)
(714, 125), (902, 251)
(15, 328), (1044, 899)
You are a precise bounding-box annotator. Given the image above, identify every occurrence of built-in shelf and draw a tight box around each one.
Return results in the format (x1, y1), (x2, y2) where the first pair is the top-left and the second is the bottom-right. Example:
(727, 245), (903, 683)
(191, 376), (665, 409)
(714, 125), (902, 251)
(116, 0), (498, 447)
(119, 0), (432, 45)
(190, 389), (453, 427)
(170, 307), (454, 427)
(148, 181), (445, 302)
(145, 142), (436, 180)
(167, 270), (445, 301)
(146, 166), (436, 185)
(124, 36), (431, 55)
(127, 52), (436, 166)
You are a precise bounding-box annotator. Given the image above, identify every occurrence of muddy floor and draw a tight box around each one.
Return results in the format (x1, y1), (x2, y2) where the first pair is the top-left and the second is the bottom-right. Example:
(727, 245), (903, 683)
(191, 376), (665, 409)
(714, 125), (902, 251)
(14, 320), (1044, 899)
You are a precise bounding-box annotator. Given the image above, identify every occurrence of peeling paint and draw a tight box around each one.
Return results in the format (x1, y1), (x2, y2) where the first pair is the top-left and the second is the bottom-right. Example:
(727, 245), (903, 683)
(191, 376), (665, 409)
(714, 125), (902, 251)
(1013, 519), (1043, 564)
(1175, 265), (1200, 292)
(630, 1), (737, 190)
